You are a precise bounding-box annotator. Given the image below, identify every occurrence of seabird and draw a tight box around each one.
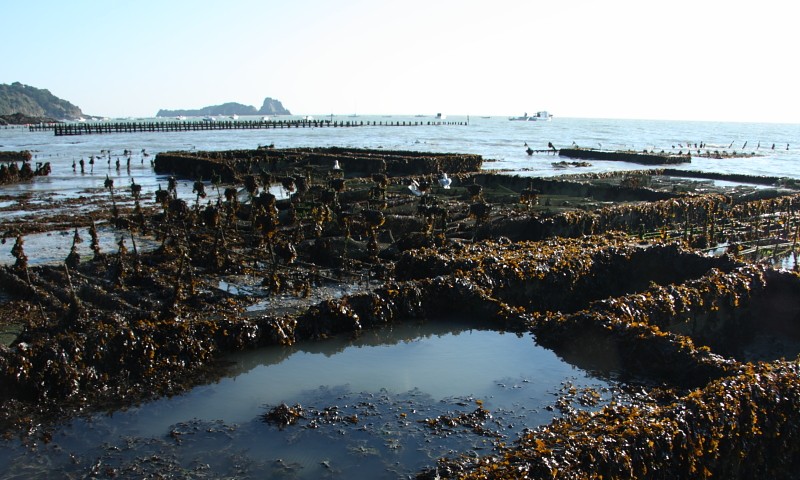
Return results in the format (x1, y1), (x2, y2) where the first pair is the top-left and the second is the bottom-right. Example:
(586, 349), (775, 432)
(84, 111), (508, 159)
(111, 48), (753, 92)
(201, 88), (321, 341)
(408, 179), (424, 196)
(438, 173), (452, 189)
(333, 160), (341, 170)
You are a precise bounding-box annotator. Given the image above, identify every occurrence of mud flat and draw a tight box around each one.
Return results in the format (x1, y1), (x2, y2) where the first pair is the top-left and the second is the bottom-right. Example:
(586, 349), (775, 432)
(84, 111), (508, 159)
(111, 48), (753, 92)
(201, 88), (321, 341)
(2, 147), (800, 478)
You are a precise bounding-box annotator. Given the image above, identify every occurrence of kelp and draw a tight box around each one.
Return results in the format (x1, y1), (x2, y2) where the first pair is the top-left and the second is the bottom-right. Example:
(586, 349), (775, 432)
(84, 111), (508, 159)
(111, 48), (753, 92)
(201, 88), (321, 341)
(423, 362), (800, 480)
(2, 147), (800, 477)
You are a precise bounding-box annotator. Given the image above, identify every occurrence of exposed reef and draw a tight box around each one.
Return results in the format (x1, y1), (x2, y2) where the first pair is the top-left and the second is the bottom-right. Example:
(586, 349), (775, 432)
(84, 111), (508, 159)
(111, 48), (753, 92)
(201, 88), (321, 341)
(559, 147), (692, 165)
(153, 146), (483, 182)
(559, 147), (761, 165)
(2, 147), (800, 478)
(0, 151), (50, 185)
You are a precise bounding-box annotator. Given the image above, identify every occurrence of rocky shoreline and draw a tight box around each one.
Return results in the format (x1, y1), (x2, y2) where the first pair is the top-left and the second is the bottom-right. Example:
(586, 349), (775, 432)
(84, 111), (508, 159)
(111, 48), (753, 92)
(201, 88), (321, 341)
(0, 113), (59, 125)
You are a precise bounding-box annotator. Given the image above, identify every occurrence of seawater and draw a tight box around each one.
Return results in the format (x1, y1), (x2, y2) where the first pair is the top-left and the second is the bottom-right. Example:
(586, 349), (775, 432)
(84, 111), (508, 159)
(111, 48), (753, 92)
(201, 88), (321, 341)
(1, 116), (798, 180)
(0, 322), (622, 479)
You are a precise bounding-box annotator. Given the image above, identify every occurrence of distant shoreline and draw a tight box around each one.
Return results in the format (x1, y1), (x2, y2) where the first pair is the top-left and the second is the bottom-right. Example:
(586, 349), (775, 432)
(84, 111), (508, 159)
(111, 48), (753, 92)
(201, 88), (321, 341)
(0, 113), (59, 125)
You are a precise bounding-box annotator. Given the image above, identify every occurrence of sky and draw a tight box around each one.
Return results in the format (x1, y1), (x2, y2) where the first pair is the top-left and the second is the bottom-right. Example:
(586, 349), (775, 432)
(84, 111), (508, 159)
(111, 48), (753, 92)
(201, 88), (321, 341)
(2, 0), (798, 123)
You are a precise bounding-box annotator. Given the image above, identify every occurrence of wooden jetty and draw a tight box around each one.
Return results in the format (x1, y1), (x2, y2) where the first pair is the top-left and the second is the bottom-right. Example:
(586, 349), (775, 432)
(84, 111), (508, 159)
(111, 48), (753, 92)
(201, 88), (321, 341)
(32, 118), (467, 136)
(559, 147), (691, 165)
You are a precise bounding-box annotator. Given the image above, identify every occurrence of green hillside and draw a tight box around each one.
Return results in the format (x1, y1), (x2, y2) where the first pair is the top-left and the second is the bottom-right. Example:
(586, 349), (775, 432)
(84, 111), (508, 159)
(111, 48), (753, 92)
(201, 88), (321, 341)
(0, 82), (84, 120)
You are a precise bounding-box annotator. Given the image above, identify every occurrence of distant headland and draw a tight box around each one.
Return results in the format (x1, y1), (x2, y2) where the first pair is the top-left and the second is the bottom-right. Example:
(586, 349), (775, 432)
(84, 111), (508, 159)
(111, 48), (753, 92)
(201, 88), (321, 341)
(0, 82), (86, 123)
(0, 81), (294, 124)
(156, 97), (291, 118)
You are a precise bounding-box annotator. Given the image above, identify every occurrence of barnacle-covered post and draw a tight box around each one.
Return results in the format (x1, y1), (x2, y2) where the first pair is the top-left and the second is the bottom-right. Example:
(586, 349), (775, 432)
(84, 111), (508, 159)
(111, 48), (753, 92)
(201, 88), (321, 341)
(362, 209), (385, 261)
(155, 184), (170, 214)
(244, 174), (260, 233)
(416, 202), (438, 237)
(520, 181), (540, 211)
(280, 176), (295, 196)
(369, 173), (388, 210)
(170, 249), (189, 311)
(469, 202), (492, 241)
(284, 200), (298, 227)
(202, 203), (220, 230)
(130, 179), (145, 233)
(114, 237), (128, 287)
(105, 175), (118, 221)
(254, 191), (279, 267)
(65, 228), (82, 269)
(167, 175), (178, 200)
(89, 221), (102, 260)
(244, 174), (259, 199)
(211, 172), (223, 199)
(192, 179), (207, 212)
(311, 202), (331, 238)
(682, 202), (692, 244)
(62, 262), (82, 322)
(329, 177), (346, 208)
(223, 186), (239, 230)
(259, 170), (272, 192)
(753, 205), (763, 261)
(466, 183), (483, 202)
(11, 235), (28, 274)
(292, 174), (308, 201)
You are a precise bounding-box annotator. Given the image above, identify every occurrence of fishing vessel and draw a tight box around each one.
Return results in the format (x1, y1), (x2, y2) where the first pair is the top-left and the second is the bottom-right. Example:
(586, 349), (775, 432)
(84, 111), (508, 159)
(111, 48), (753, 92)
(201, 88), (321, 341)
(509, 111), (552, 121)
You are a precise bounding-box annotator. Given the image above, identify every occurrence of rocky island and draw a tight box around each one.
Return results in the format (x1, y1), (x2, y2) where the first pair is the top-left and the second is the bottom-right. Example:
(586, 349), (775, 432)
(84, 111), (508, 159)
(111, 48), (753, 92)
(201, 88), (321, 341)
(156, 97), (291, 117)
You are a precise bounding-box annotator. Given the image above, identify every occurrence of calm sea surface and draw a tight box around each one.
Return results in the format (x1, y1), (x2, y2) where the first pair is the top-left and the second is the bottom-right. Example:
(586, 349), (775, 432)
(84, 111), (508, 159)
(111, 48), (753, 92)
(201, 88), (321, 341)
(0, 116), (797, 478)
(1, 115), (798, 181)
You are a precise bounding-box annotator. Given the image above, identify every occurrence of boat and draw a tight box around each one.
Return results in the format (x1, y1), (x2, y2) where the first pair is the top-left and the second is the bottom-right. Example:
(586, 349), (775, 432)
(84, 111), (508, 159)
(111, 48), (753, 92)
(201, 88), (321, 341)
(261, 116), (270, 122)
(202, 116), (216, 122)
(436, 113), (446, 120)
(509, 111), (552, 122)
(230, 114), (239, 120)
(175, 115), (187, 121)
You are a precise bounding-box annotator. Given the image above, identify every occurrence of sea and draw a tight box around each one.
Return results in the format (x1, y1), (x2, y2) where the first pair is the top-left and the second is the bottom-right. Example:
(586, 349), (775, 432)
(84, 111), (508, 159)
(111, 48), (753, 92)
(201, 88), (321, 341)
(1, 115), (798, 181)
(0, 115), (798, 478)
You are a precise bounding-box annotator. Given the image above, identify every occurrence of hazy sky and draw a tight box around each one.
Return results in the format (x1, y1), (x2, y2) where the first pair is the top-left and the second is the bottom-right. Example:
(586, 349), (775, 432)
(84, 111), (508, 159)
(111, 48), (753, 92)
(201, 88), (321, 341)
(3, 0), (797, 123)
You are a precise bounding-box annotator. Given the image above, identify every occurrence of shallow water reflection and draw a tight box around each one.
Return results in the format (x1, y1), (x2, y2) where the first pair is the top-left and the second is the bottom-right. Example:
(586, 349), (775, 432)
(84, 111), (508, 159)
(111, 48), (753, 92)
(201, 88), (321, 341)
(1, 321), (625, 479)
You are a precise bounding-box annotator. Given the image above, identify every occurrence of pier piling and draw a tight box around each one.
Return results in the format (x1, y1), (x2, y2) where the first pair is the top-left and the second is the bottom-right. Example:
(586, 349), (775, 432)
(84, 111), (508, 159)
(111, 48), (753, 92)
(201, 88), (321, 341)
(31, 118), (467, 136)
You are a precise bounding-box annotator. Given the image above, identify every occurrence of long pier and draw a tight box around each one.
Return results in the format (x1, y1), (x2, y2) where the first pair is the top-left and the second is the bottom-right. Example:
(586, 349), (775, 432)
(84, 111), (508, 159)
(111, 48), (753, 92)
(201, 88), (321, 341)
(30, 118), (467, 136)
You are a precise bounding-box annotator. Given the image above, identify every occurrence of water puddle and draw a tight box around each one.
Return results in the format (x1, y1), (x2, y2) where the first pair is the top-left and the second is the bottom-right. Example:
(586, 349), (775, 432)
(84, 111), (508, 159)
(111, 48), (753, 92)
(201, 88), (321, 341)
(0, 226), (160, 266)
(0, 321), (626, 478)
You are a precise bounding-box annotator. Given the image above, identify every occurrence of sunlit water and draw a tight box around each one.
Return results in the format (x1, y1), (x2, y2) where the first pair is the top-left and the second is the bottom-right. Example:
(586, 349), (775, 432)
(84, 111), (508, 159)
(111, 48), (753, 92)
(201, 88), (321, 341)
(0, 321), (623, 479)
(2, 116), (798, 179)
